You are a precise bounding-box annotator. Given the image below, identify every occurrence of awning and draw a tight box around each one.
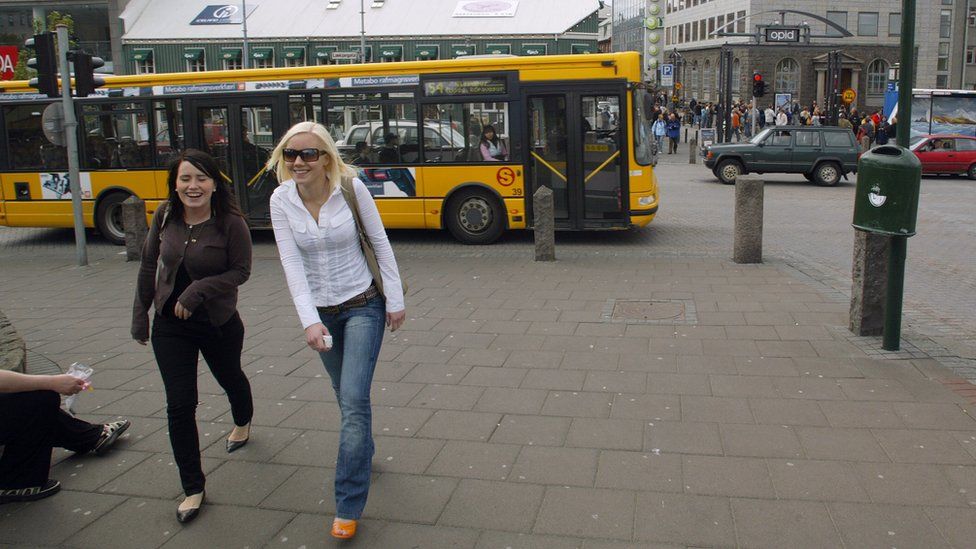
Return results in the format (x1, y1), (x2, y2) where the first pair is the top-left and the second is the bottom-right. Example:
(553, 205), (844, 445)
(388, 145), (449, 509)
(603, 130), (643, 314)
(378, 45), (402, 60)
(283, 47), (305, 60)
(571, 44), (594, 54)
(314, 46), (337, 60)
(131, 48), (153, 61)
(486, 44), (511, 55)
(182, 47), (204, 60)
(221, 48), (242, 60)
(415, 45), (439, 59)
(452, 45), (475, 58)
(251, 47), (274, 60)
(520, 44), (546, 56)
(350, 45), (372, 61)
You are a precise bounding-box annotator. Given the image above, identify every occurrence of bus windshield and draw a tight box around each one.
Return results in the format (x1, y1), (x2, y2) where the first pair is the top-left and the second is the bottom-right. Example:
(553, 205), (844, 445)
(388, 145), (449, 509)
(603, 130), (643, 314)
(634, 88), (655, 165)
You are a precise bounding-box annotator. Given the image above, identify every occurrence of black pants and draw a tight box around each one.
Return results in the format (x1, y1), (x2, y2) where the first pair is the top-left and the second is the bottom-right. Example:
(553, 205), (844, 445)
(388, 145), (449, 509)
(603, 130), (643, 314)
(0, 390), (101, 489)
(151, 313), (252, 496)
(668, 136), (679, 154)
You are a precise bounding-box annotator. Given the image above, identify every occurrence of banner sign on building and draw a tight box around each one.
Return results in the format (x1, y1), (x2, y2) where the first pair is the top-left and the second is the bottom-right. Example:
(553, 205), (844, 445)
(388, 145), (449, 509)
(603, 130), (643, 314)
(191, 4), (256, 25)
(453, 0), (519, 17)
(0, 46), (18, 80)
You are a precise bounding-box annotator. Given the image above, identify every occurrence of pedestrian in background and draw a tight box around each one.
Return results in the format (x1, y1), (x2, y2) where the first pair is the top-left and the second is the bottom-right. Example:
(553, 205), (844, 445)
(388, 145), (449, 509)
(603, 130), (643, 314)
(652, 113), (667, 152)
(268, 121), (405, 540)
(666, 113), (681, 154)
(132, 148), (254, 524)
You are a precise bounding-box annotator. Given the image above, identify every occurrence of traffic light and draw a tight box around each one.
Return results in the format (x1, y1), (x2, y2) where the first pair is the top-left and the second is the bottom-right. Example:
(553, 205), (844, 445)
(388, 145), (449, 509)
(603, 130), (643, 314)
(70, 51), (105, 97)
(752, 72), (766, 98)
(25, 32), (60, 98)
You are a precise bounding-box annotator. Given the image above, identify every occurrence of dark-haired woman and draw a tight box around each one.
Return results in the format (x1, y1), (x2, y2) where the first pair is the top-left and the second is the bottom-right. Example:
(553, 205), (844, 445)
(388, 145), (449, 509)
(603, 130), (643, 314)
(131, 148), (253, 523)
(479, 125), (508, 161)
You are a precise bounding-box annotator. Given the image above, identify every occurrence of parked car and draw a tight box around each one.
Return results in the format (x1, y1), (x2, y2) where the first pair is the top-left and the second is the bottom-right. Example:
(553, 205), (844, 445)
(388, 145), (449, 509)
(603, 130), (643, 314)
(703, 126), (859, 186)
(336, 120), (466, 162)
(909, 134), (976, 179)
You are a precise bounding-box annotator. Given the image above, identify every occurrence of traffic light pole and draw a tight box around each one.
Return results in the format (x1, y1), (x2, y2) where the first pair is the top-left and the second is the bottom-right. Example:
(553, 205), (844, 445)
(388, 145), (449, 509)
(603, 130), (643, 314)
(56, 24), (87, 267)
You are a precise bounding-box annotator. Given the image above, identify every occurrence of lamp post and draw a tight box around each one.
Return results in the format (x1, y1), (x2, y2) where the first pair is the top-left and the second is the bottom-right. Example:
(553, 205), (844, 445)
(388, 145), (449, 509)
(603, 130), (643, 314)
(241, 0), (249, 69)
(359, 0), (367, 63)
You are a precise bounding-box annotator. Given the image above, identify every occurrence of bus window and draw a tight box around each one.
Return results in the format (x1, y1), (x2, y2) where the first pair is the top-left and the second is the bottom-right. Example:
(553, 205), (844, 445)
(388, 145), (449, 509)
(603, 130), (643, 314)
(422, 102), (511, 163)
(633, 89), (655, 165)
(327, 92), (418, 164)
(153, 99), (184, 166)
(3, 104), (66, 170)
(81, 102), (152, 169)
(288, 93), (323, 125)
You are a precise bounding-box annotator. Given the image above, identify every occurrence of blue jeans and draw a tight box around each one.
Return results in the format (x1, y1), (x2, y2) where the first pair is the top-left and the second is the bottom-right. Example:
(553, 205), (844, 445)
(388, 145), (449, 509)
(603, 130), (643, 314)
(317, 294), (386, 520)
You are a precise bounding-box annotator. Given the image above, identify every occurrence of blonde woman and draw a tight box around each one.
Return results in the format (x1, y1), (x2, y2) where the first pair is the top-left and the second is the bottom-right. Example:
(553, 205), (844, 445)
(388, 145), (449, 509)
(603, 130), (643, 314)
(267, 121), (405, 540)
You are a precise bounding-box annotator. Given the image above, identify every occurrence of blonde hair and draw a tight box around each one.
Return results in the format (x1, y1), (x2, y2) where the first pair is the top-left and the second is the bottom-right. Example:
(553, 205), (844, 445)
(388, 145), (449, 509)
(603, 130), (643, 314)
(267, 121), (355, 193)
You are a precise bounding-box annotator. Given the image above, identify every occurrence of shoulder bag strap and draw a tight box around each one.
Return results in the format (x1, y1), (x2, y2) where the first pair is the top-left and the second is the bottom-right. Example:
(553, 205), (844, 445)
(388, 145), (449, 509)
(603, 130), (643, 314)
(340, 176), (386, 297)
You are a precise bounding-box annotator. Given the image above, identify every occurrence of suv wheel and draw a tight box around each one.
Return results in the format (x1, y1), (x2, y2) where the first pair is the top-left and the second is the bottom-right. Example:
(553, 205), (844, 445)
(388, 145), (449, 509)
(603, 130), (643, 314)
(715, 159), (742, 185)
(968, 163), (976, 180)
(813, 162), (841, 187)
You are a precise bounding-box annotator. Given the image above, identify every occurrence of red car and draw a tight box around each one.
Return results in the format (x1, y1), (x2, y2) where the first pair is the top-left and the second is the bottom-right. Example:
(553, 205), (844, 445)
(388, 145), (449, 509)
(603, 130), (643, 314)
(909, 134), (976, 179)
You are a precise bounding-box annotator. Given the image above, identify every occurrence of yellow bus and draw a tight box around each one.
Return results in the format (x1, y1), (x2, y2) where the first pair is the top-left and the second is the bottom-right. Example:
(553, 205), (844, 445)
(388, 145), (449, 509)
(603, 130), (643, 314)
(0, 52), (659, 244)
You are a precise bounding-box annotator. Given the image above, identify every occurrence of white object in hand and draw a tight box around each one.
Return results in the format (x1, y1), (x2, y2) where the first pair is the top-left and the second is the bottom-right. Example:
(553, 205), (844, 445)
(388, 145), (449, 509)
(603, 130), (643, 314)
(64, 362), (93, 413)
(323, 335), (333, 350)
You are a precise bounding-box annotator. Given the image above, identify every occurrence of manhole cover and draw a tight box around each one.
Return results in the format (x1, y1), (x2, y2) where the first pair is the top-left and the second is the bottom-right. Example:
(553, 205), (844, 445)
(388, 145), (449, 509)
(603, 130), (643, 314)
(612, 300), (686, 321)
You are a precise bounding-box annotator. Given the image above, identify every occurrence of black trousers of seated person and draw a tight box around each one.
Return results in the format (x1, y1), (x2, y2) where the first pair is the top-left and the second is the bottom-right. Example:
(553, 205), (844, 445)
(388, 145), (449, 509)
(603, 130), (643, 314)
(0, 390), (101, 489)
(151, 313), (252, 497)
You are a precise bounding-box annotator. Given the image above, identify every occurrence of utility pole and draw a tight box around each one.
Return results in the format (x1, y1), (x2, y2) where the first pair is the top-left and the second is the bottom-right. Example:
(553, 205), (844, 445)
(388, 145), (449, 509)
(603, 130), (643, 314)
(241, 0), (250, 68)
(359, 0), (367, 63)
(56, 24), (87, 266)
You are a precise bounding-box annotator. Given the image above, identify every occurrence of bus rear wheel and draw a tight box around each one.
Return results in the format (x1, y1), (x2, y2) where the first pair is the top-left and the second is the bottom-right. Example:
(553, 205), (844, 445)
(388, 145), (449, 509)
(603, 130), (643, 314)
(95, 191), (132, 245)
(445, 189), (505, 244)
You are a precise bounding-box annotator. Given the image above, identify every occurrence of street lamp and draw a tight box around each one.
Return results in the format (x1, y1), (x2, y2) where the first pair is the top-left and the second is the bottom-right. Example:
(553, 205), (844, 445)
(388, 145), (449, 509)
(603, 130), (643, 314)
(360, 0), (368, 63)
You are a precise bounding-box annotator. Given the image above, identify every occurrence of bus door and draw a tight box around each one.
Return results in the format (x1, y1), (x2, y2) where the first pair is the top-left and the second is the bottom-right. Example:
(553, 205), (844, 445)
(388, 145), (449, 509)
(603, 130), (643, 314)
(524, 86), (627, 229)
(186, 97), (284, 226)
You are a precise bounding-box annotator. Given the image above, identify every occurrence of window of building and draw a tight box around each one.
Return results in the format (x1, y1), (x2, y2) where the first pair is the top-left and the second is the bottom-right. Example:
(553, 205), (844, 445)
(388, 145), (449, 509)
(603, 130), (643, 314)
(937, 43), (950, 71)
(679, 25), (684, 43)
(184, 49), (205, 72)
(700, 20), (706, 40)
(774, 58), (800, 95)
(315, 47), (338, 65)
(377, 46), (403, 63)
(889, 13), (901, 36)
(703, 59), (711, 100)
(708, 17), (714, 36)
(732, 58), (741, 94)
(826, 11), (847, 37)
(967, 47), (975, 65)
(717, 15), (724, 34)
(252, 48), (274, 69)
(942, 0), (952, 4)
(936, 74), (949, 88)
(222, 49), (243, 71)
(283, 47), (306, 67)
(691, 61), (700, 97)
(969, 7), (976, 26)
(866, 59), (888, 95)
(132, 49), (154, 75)
(736, 11), (746, 33)
(416, 45), (441, 60)
(940, 10), (951, 38)
(857, 12), (878, 36)
(693, 21), (699, 41)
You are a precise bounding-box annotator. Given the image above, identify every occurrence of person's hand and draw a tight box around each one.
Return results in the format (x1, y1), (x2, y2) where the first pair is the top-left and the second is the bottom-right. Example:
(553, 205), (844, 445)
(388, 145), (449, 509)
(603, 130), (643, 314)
(387, 310), (406, 332)
(48, 374), (88, 395)
(305, 323), (331, 353)
(174, 302), (191, 320)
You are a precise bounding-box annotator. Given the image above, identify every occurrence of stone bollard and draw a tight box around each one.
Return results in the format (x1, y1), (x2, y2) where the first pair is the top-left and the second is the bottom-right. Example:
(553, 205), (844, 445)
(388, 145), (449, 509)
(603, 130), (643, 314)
(122, 196), (149, 262)
(733, 175), (764, 264)
(0, 309), (26, 373)
(849, 229), (889, 336)
(533, 186), (555, 262)
(689, 138), (698, 164)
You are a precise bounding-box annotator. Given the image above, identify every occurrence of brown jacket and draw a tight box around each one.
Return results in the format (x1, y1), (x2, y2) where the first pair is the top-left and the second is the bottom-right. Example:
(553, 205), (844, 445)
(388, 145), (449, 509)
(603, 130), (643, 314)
(131, 205), (252, 341)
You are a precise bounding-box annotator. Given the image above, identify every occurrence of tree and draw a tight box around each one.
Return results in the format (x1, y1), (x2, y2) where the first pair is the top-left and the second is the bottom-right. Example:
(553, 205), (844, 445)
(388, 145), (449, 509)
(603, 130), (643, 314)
(12, 12), (75, 81)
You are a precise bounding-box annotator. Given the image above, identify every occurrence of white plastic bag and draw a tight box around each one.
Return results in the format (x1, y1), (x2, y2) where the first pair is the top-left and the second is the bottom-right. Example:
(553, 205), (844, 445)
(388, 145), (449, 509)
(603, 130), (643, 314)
(63, 362), (93, 414)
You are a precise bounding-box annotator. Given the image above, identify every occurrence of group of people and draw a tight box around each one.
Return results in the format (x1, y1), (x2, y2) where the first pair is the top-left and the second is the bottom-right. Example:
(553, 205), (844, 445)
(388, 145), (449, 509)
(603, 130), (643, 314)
(1, 120), (406, 541)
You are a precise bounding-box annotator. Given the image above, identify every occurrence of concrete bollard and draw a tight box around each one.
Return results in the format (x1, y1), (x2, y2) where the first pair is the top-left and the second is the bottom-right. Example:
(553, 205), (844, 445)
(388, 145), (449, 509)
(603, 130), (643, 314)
(849, 229), (889, 336)
(689, 138), (698, 164)
(122, 196), (149, 262)
(533, 186), (555, 262)
(733, 175), (764, 264)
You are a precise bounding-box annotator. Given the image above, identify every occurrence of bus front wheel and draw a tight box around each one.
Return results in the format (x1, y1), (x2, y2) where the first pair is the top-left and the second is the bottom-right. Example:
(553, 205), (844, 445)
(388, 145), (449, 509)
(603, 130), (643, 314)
(96, 191), (132, 245)
(445, 189), (505, 244)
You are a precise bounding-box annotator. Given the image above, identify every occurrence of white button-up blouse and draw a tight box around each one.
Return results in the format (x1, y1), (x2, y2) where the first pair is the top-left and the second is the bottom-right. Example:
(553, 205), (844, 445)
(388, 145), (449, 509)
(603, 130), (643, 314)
(270, 177), (404, 329)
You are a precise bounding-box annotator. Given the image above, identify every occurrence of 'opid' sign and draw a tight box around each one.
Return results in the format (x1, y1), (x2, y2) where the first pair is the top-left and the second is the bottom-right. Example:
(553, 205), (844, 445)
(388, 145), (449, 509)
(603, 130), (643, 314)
(764, 27), (800, 43)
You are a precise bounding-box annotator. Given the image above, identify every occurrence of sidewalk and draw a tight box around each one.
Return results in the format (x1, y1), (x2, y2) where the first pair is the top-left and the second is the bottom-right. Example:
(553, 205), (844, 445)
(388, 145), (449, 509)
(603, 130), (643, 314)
(1, 240), (975, 548)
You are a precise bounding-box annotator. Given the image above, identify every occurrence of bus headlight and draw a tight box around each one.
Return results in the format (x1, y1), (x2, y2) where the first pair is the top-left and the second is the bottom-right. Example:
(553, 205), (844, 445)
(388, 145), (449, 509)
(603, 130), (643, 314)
(639, 195), (654, 206)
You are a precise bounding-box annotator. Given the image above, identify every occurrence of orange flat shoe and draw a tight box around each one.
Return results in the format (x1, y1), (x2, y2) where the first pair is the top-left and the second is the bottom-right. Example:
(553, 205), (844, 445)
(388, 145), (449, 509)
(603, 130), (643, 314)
(331, 518), (357, 539)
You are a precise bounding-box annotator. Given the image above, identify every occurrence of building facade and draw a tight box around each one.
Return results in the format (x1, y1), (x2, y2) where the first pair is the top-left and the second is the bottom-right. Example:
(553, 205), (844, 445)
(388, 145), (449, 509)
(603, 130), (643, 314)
(119, 0), (600, 75)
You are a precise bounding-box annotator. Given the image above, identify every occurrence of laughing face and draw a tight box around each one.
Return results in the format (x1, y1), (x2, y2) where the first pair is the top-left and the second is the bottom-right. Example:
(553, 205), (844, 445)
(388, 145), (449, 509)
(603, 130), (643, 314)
(284, 132), (330, 186)
(175, 160), (216, 211)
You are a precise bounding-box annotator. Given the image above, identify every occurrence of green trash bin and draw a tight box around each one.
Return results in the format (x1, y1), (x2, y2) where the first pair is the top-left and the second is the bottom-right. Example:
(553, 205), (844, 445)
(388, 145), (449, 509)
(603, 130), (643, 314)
(852, 145), (921, 236)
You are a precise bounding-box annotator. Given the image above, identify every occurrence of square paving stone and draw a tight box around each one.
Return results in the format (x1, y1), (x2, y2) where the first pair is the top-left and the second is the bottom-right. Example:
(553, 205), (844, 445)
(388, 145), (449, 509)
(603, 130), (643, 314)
(510, 446), (599, 486)
(645, 373), (710, 395)
(160, 504), (294, 549)
(709, 375), (778, 398)
(0, 490), (125, 546)
(128, 419), (225, 455)
(439, 479), (545, 531)
(749, 398), (829, 426)
(634, 492), (735, 547)
(853, 462), (968, 506)
(365, 473), (458, 523)
(794, 427), (890, 462)
(260, 466), (336, 513)
(475, 531), (583, 549)
(924, 506), (976, 549)
(266, 514), (388, 548)
(370, 522), (480, 548)
(273, 430), (340, 467)
(402, 363), (471, 384)
(772, 378), (847, 400)
(677, 355), (737, 375)
(70, 497), (179, 549)
(719, 424), (804, 458)
(373, 436), (445, 474)
(50, 449), (153, 492)
(505, 351), (564, 369)
(941, 464), (976, 504)
(566, 418), (644, 451)
(521, 369), (586, 390)
(396, 345), (459, 365)
(830, 502), (952, 549)
(99, 453), (222, 499)
(560, 351), (620, 371)
(766, 459), (870, 502)
(891, 402), (976, 430)
(490, 414), (572, 446)
(416, 410), (502, 441)
(732, 356), (798, 377)
(427, 440), (521, 480)
(595, 450), (681, 492)
(474, 387), (549, 415)
(583, 371), (648, 393)
(278, 401), (342, 431)
(409, 384), (486, 411)
(461, 366), (527, 388)
(837, 378), (917, 402)
(644, 421), (723, 455)
(681, 455), (774, 498)
(372, 405), (433, 437)
(541, 391), (613, 418)
(680, 396), (754, 424)
(619, 353), (678, 373)
(218, 397), (304, 427)
(818, 401), (906, 429)
(731, 498), (842, 549)
(872, 429), (975, 465)
(93, 390), (166, 418)
(611, 394), (679, 421)
(204, 460), (298, 506)
(534, 486), (635, 540)
(201, 425), (303, 463)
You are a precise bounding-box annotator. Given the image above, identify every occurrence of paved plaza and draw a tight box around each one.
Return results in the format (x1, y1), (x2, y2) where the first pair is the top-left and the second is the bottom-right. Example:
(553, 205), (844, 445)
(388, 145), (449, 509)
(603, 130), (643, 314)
(2, 139), (976, 548)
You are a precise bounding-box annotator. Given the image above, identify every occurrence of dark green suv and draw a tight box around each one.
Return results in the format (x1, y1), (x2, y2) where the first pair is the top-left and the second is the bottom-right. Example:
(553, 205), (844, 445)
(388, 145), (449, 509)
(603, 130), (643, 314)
(703, 126), (859, 186)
